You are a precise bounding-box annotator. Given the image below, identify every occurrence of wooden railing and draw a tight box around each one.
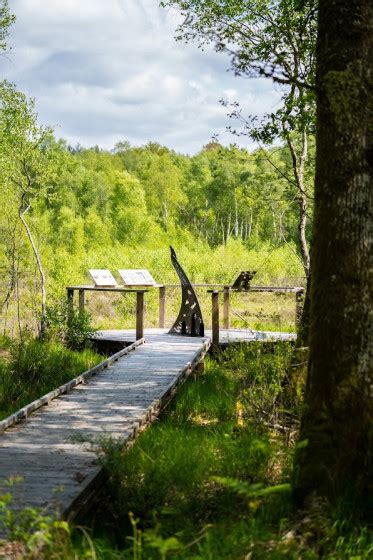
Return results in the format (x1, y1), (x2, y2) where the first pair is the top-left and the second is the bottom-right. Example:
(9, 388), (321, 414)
(154, 284), (225, 328)
(207, 286), (304, 350)
(66, 283), (304, 347)
(66, 286), (148, 340)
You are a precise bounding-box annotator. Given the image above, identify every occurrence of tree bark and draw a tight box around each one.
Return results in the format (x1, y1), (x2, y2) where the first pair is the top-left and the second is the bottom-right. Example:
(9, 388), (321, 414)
(294, 0), (373, 506)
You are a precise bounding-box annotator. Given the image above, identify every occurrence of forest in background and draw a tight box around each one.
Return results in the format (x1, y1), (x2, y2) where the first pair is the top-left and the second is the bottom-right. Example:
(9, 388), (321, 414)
(0, 0), (372, 556)
(0, 119), (311, 334)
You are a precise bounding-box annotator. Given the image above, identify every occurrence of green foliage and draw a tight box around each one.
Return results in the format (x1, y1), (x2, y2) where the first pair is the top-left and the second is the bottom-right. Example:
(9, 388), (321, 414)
(0, 0), (15, 53)
(0, 336), (102, 419)
(0, 133), (309, 335)
(0, 477), (97, 559)
(0, 80), (60, 201)
(76, 343), (370, 560)
(0, 74), (313, 335)
(45, 301), (96, 351)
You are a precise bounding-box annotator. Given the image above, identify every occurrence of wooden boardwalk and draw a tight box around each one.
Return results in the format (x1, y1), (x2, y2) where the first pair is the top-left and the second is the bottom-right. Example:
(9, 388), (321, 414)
(97, 328), (296, 345)
(0, 332), (210, 522)
(0, 328), (294, 527)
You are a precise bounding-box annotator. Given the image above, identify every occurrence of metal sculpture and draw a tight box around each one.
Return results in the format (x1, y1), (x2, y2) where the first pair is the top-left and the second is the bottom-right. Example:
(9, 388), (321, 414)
(231, 271), (257, 291)
(168, 246), (204, 336)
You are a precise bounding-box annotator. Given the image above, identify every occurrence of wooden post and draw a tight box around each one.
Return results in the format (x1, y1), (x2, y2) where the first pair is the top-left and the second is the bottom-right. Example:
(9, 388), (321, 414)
(159, 286), (166, 328)
(136, 291), (145, 340)
(67, 288), (74, 325)
(78, 289), (85, 317)
(195, 360), (205, 374)
(211, 290), (220, 351)
(223, 286), (230, 330)
(295, 288), (304, 325)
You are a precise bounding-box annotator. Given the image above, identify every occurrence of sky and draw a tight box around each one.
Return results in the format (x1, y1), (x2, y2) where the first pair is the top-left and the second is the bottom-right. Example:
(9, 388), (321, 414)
(3, 0), (281, 154)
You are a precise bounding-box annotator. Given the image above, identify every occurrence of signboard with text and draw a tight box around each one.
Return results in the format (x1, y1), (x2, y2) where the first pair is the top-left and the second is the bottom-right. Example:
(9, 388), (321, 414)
(118, 269), (157, 286)
(89, 269), (118, 287)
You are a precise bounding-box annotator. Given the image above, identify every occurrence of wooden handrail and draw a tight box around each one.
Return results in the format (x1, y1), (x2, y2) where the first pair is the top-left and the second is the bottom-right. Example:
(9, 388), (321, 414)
(66, 286), (148, 292)
(66, 286), (148, 340)
(208, 286), (304, 346)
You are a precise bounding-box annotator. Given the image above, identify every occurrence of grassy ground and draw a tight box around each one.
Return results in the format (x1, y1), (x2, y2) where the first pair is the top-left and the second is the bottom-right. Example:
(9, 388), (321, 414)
(76, 344), (370, 560)
(0, 344), (371, 559)
(0, 335), (102, 420)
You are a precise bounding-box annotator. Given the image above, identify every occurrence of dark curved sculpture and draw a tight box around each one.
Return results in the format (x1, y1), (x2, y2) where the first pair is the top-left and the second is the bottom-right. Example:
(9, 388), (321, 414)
(168, 246), (204, 336)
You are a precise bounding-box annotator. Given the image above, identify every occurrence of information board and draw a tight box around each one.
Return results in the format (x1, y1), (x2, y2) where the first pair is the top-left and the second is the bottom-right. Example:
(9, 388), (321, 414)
(118, 269), (157, 286)
(88, 269), (118, 287)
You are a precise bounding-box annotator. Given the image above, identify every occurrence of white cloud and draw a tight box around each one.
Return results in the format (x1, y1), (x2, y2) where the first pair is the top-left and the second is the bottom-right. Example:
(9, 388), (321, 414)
(3, 0), (282, 153)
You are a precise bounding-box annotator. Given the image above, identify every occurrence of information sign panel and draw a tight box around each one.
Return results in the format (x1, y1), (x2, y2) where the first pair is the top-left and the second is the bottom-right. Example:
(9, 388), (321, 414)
(89, 269), (118, 287)
(118, 269), (157, 286)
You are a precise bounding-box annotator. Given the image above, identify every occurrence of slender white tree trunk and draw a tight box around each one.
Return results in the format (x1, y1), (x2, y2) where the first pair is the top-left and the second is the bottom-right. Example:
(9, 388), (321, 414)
(19, 203), (47, 336)
(286, 130), (311, 277)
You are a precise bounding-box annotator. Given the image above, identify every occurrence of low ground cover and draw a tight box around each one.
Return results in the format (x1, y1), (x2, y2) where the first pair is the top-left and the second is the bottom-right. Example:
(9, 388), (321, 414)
(83, 344), (370, 559)
(1, 343), (371, 559)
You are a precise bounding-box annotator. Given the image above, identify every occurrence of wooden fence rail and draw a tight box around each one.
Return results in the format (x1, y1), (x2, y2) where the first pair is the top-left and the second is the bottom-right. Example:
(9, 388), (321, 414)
(66, 286), (148, 340)
(208, 286), (304, 349)
(66, 283), (304, 345)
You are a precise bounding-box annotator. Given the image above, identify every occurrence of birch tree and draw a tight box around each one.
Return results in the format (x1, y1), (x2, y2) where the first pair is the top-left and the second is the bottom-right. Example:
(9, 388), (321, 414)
(0, 81), (59, 336)
(161, 0), (317, 278)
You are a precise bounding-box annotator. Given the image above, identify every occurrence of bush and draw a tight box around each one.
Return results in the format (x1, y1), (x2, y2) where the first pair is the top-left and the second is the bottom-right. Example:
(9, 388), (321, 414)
(45, 301), (96, 351)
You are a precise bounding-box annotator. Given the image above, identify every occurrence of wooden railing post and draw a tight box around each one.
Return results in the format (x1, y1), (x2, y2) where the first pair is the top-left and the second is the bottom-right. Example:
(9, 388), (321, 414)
(136, 291), (145, 340)
(78, 289), (85, 317)
(159, 286), (166, 328)
(211, 290), (220, 351)
(295, 288), (304, 325)
(67, 288), (74, 325)
(223, 286), (230, 330)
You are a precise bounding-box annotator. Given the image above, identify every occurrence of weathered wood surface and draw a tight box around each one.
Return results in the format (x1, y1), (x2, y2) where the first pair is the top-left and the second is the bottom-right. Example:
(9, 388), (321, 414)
(97, 328), (296, 345)
(97, 328), (296, 344)
(0, 332), (210, 522)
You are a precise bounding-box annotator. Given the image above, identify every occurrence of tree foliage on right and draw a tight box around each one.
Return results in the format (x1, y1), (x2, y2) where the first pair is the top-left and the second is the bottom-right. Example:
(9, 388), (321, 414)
(294, 0), (372, 511)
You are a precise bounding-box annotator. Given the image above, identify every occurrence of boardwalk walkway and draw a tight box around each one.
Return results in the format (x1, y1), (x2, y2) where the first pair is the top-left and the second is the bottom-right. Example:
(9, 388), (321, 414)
(0, 328), (294, 525)
(0, 332), (210, 520)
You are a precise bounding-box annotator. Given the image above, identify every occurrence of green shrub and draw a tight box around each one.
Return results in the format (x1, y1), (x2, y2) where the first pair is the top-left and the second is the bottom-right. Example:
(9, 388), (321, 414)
(45, 301), (96, 351)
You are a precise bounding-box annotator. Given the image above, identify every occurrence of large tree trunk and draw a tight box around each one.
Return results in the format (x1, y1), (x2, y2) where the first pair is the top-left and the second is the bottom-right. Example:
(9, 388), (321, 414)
(294, 0), (373, 506)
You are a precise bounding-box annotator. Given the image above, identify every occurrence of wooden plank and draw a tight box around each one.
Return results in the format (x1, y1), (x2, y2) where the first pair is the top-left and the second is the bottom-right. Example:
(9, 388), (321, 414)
(0, 339), (144, 434)
(0, 331), (211, 528)
(66, 286), (148, 293)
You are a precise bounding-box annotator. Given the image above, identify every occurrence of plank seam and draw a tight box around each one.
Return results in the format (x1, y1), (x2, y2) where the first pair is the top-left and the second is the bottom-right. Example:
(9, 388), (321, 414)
(63, 338), (211, 520)
(0, 338), (145, 434)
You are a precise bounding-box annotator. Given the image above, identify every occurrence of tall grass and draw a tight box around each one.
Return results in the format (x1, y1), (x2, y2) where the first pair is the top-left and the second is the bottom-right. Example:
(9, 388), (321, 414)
(83, 343), (370, 560)
(1, 343), (371, 559)
(0, 336), (102, 420)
